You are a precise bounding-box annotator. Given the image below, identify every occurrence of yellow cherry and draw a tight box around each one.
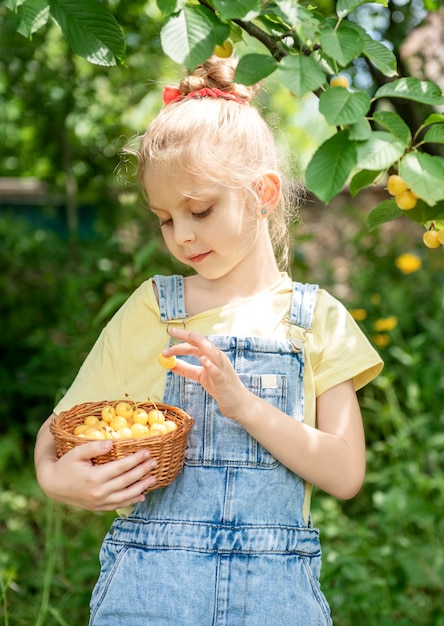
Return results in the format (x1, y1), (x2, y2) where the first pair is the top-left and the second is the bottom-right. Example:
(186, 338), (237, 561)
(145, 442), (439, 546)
(330, 76), (349, 88)
(214, 40), (233, 58)
(396, 190), (417, 210)
(423, 230), (441, 249)
(158, 353), (177, 370)
(115, 401), (133, 419)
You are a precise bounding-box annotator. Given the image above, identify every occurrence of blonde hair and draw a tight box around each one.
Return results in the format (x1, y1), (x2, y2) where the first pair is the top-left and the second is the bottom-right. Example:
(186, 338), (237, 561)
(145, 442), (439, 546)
(129, 56), (298, 269)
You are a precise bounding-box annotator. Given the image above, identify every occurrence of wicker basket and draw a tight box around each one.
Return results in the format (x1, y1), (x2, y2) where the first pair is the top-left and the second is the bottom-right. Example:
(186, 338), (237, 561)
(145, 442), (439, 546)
(49, 400), (194, 492)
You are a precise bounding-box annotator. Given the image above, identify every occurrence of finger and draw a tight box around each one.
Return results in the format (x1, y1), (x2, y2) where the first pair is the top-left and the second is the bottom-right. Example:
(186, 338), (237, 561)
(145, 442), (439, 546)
(69, 439), (114, 463)
(94, 449), (157, 483)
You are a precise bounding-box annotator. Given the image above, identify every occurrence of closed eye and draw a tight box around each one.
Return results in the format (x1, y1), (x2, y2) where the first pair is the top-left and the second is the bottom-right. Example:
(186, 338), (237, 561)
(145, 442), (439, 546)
(192, 206), (213, 219)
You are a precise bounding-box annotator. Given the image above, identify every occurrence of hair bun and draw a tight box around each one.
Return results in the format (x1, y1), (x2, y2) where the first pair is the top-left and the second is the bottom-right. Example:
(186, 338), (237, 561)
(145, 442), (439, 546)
(178, 55), (260, 103)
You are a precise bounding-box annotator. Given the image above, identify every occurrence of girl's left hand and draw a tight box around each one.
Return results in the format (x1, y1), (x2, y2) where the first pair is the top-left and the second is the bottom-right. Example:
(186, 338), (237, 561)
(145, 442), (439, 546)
(162, 328), (249, 419)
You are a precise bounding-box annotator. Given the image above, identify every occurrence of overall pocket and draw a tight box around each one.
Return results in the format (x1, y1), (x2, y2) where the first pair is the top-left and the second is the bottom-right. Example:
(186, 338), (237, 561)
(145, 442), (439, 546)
(181, 373), (288, 468)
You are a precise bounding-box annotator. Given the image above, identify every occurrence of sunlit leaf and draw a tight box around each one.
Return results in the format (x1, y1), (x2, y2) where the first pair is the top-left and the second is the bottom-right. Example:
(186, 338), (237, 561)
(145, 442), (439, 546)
(319, 87), (370, 126)
(15, 0), (50, 37)
(349, 117), (372, 140)
(212, 0), (262, 20)
(160, 5), (229, 71)
(336, 0), (388, 18)
(374, 77), (444, 106)
(49, 0), (125, 66)
(423, 113), (444, 126)
(422, 124), (444, 145)
(235, 54), (277, 86)
(276, 54), (325, 97)
(356, 131), (406, 171)
(363, 34), (397, 77)
(400, 152), (444, 206)
(320, 21), (365, 67)
(373, 110), (411, 144)
(305, 130), (358, 203)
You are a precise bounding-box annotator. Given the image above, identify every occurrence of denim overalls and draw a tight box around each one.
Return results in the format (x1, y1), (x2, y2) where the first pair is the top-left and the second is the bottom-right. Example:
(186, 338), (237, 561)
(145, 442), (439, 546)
(89, 275), (332, 625)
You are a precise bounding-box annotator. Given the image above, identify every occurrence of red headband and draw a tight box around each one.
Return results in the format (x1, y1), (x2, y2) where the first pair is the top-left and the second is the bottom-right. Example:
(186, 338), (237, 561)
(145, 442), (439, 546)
(163, 85), (246, 105)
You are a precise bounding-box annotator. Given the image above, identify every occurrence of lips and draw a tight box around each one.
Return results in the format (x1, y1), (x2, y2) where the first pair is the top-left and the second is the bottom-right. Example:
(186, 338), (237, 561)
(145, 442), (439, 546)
(187, 251), (211, 263)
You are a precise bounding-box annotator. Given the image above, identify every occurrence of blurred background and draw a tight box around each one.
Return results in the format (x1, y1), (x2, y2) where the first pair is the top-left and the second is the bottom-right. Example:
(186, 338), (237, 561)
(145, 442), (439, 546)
(1, 1), (443, 624)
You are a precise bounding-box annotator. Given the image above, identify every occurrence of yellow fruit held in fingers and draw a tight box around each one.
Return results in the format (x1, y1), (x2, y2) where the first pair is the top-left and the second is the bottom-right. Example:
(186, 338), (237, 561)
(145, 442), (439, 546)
(158, 353), (177, 369)
(214, 40), (233, 58)
(423, 230), (441, 249)
(330, 76), (349, 88)
(387, 174), (409, 196)
(396, 190), (417, 211)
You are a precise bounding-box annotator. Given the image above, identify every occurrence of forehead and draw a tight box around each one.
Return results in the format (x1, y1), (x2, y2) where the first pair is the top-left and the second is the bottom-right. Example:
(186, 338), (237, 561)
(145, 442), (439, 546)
(144, 164), (224, 207)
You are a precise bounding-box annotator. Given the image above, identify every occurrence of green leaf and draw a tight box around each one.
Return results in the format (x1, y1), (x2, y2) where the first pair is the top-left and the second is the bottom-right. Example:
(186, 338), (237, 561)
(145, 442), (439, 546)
(156, 0), (183, 16)
(356, 131), (406, 171)
(15, 0), (50, 37)
(422, 124), (444, 145)
(48, 0), (125, 66)
(276, 54), (325, 98)
(400, 152), (444, 206)
(3, 0), (26, 8)
(319, 87), (370, 126)
(305, 130), (358, 204)
(212, 0), (262, 20)
(349, 170), (380, 196)
(160, 6), (229, 71)
(349, 117), (372, 140)
(362, 34), (397, 78)
(398, 199), (444, 225)
(423, 113), (444, 126)
(367, 198), (403, 230)
(234, 54), (277, 86)
(319, 21), (365, 67)
(336, 0), (388, 18)
(374, 77), (444, 106)
(373, 110), (411, 144)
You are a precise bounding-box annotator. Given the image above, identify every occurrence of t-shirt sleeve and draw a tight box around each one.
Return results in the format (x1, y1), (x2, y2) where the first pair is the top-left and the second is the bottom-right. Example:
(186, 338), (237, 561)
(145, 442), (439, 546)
(310, 289), (383, 396)
(53, 278), (166, 415)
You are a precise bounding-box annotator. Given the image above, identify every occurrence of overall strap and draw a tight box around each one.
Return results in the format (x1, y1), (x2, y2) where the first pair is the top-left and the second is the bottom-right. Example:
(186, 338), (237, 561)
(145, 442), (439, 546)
(288, 282), (319, 330)
(152, 275), (188, 322)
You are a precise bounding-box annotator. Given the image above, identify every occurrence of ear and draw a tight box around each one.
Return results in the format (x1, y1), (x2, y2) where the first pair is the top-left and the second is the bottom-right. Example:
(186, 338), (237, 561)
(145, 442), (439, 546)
(256, 171), (281, 216)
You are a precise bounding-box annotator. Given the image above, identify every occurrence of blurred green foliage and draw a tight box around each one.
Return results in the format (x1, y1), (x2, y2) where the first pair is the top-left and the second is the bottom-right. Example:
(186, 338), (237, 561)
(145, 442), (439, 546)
(1, 200), (444, 624)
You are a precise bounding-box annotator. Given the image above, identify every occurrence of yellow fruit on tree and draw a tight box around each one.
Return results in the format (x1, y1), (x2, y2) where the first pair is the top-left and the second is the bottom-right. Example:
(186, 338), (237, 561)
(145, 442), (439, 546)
(330, 76), (349, 88)
(214, 40), (233, 58)
(396, 190), (417, 211)
(438, 229), (444, 245)
(387, 174), (409, 196)
(423, 230), (441, 249)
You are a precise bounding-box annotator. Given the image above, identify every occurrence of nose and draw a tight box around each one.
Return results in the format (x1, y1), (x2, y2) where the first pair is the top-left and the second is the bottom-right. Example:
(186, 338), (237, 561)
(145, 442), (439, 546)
(173, 217), (195, 245)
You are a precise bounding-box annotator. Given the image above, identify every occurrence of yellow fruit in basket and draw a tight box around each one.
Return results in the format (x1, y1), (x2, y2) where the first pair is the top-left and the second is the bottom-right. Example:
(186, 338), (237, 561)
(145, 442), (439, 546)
(110, 415), (130, 431)
(84, 415), (100, 426)
(101, 404), (116, 423)
(164, 420), (178, 432)
(133, 408), (149, 425)
(158, 353), (177, 369)
(150, 423), (168, 436)
(83, 427), (106, 440)
(148, 409), (165, 425)
(131, 423), (150, 438)
(74, 424), (89, 436)
(102, 426), (119, 440)
(115, 427), (133, 440)
(116, 401), (133, 419)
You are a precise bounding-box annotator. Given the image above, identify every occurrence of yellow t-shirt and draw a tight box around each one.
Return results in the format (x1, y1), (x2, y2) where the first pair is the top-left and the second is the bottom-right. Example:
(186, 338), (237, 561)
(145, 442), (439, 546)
(55, 273), (382, 419)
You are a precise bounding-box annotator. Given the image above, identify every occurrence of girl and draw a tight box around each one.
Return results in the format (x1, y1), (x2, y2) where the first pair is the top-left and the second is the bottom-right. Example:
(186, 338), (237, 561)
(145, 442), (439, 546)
(35, 56), (383, 625)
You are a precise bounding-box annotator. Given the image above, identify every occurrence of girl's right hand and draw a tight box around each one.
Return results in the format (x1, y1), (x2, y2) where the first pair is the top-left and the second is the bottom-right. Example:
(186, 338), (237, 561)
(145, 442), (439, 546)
(35, 420), (158, 511)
